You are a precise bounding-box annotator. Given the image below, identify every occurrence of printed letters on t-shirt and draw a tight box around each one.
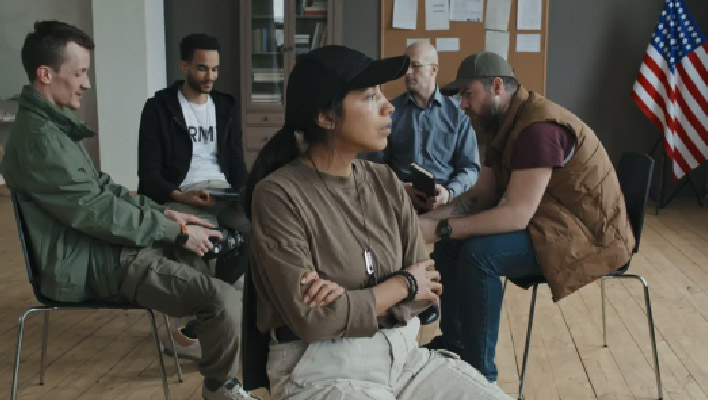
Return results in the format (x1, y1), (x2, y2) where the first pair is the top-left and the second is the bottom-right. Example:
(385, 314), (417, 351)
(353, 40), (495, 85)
(189, 125), (215, 143)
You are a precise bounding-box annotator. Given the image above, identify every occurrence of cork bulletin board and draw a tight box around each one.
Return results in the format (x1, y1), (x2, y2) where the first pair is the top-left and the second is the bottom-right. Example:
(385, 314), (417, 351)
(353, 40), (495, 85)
(380, 0), (549, 98)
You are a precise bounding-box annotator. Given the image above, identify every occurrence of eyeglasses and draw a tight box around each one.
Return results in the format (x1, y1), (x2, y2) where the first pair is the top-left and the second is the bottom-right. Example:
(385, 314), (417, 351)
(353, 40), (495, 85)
(408, 62), (435, 70)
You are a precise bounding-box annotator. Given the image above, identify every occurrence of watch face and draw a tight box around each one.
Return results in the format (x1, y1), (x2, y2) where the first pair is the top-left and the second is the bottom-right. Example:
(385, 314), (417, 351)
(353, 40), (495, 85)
(176, 233), (190, 246)
(437, 220), (452, 237)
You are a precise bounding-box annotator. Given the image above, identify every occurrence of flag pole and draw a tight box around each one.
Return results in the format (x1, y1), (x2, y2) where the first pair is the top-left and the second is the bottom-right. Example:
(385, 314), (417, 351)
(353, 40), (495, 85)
(649, 136), (706, 215)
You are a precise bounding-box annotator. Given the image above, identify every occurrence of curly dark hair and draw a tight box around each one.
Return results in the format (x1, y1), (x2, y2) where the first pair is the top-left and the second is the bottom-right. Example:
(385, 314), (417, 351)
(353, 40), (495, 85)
(180, 33), (220, 62)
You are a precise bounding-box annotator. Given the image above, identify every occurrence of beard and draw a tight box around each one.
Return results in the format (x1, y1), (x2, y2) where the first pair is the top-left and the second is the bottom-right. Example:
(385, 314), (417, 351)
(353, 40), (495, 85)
(469, 96), (503, 139)
(186, 73), (212, 94)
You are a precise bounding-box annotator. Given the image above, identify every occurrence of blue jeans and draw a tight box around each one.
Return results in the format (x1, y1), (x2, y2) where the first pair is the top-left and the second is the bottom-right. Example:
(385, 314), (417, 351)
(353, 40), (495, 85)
(433, 230), (543, 382)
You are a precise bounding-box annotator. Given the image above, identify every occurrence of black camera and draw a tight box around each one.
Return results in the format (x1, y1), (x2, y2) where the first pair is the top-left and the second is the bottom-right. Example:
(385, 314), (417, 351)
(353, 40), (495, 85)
(204, 228), (245, 260)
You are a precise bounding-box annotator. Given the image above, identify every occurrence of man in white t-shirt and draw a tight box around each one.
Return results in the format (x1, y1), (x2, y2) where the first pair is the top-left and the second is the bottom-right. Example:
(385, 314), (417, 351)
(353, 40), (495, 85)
(138, 34), (255, 400)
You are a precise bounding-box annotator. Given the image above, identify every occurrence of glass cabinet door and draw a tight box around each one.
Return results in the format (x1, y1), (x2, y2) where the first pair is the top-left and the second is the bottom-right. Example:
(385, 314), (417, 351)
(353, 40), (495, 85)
(293, 0), (331, 62)
(250, 0), (286, 105)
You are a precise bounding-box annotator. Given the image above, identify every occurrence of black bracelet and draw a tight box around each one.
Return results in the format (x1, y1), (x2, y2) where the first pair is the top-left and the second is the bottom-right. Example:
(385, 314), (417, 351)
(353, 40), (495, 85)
(389, 270), (418, 303)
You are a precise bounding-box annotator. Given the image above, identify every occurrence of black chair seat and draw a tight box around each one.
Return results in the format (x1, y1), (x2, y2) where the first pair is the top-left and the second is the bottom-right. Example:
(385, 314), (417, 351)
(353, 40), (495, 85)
(508, 263), (631, 290)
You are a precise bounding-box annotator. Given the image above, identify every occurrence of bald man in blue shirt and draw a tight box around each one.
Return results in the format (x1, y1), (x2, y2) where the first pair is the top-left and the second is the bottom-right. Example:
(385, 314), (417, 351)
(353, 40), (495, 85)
(369, 41), (480, 211)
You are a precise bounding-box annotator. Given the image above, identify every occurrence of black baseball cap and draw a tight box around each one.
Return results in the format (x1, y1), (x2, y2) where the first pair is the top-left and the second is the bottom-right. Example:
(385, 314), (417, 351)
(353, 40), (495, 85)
(442, 52), (515, 94)
(284, 45), (409, 131)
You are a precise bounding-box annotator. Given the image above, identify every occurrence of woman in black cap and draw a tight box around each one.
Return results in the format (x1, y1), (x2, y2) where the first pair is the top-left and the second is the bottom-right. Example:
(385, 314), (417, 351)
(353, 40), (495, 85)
(245, 45), (510, 400)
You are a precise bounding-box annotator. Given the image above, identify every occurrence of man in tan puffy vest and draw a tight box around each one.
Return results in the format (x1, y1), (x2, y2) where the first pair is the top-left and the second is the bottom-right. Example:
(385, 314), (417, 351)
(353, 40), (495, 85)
(419, 52), (634, 383)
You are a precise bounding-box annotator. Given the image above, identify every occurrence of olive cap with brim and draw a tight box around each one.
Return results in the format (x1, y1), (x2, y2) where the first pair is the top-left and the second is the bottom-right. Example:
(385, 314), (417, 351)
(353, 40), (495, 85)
(284, 45), (409, 132)
(441, 52), (515, 95)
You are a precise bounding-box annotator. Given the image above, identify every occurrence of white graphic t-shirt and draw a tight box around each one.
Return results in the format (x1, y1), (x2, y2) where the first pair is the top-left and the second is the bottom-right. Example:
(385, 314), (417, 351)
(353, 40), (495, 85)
(178, 90), (227, 187)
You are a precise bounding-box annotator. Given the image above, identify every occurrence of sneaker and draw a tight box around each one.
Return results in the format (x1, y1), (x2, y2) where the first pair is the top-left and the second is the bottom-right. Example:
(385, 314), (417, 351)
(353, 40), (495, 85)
(160, 327), (202, 361)
(202, 378), (261, 400)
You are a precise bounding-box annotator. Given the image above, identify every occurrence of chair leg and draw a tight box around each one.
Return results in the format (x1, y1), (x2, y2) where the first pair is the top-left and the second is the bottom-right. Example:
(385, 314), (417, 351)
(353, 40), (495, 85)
(601, 277), (607, 347)
(163, 315), (183, 382)
(518, 284), (538, 400)
(606, 274), (663, 399)
(40, 310), (49, 385)
(638, 276), (663, 400)
(12, 309), (33, 400)
(147, 310), (172, 400)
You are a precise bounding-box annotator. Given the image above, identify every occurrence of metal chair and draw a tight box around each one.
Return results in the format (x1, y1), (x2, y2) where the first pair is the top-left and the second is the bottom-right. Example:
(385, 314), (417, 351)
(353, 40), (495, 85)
(508, 153), (662, 400)
(10, 190), (183, 400)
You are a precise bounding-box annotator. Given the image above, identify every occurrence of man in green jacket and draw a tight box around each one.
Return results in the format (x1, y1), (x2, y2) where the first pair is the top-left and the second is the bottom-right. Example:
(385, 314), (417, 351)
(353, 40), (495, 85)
(1, 20), (258, 400)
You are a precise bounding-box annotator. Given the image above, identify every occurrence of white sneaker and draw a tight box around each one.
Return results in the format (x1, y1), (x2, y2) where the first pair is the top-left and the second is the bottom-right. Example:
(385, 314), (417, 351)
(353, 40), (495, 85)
(202, 379), (261, 400)
(160, 327), (202, 361)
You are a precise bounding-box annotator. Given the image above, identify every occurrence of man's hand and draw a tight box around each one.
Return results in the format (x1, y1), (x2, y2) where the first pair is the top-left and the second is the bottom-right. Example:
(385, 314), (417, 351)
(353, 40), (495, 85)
(419, 218), (439, 244)
(425, 184), (450, 210)
(301, 270), (344, 307)
(164, 209), (215, 228)
(171, 189), (216, 207)
(403, 182), (427, 209)
(404, 259), (443, 303)
(181, 225), (222, 256)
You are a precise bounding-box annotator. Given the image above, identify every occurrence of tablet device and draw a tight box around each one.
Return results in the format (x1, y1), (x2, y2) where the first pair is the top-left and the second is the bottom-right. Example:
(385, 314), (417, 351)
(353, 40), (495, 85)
(410, 163), (436, 197)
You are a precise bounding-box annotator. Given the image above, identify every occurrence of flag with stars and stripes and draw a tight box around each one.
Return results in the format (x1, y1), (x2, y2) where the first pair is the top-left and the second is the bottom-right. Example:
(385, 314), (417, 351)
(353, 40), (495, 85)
(632, 0), (708, 179)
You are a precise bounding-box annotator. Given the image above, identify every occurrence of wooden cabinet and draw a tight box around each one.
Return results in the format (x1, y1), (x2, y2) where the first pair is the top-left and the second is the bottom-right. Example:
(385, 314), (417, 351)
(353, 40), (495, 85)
(239, 0), (342, 169)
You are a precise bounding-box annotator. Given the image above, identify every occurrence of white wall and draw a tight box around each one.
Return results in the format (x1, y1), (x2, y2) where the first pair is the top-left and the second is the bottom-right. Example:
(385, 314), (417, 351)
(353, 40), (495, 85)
(0, 0), (99, 162)
(92, 0), (166, 189)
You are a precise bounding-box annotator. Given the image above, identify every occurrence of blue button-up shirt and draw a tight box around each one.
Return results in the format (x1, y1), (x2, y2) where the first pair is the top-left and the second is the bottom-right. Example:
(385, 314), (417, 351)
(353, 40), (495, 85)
(368, 86), (480, 198)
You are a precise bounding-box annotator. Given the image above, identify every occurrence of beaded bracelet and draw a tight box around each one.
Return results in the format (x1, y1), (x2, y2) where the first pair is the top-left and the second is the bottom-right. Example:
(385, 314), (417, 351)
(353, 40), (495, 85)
(388, 270), (418, 303)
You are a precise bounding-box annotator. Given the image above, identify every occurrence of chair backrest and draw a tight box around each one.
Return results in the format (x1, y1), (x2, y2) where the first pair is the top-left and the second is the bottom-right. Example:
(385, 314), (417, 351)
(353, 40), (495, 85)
(10, 190), (45, 301)
(615, 152), (654, 253)
(240, 265), (271, 391)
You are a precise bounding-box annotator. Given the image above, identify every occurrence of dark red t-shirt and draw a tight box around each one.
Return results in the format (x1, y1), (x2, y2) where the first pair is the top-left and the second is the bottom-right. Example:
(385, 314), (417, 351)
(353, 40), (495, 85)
(510, 122), (575, 169)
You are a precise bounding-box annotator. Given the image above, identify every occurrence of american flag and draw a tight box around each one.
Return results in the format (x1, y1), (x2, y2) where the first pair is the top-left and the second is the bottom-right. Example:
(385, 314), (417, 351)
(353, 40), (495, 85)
(632, 0), (708, 179)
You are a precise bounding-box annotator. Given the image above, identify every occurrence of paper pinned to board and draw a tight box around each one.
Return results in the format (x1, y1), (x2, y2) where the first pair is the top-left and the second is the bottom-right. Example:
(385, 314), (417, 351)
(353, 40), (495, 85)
(485, 30), (510, 60)
(485, 0), (511, 31)
(436, 38), (460, 52)
(393, 0), (417, 30)
(516, 33), (541, 52)
(450, 0), (483, 22)
(407, 38), (431, 47)
(425, 0), (450, 30)
(517, 0), (542, 30)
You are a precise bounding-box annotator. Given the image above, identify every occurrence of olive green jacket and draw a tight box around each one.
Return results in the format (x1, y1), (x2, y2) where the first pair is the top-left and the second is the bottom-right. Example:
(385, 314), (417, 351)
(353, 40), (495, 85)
(1, 86), (180, 301)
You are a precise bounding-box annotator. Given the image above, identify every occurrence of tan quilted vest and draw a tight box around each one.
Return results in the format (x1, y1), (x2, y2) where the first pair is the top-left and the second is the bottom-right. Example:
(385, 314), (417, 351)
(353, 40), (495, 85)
(486, 87), (635, 300)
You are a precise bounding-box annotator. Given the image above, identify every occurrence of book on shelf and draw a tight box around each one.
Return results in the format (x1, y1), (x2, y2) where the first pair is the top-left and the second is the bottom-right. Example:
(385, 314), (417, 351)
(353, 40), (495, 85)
(252, 27), (281, 53)
(294, 33), (310, 45)
(302, 0), (327, 15)
(253, 71), (285, 82)
(303, 9), (327, 16)
(310, 22), (327, 50)
(252, 67), (283, 71)
(251, 93), (282, 102)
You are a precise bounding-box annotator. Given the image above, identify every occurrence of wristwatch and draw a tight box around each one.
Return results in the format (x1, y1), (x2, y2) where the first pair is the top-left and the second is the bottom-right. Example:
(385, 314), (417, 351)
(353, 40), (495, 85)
(436, 219), (452, 240)
(175, 224), (189, 246)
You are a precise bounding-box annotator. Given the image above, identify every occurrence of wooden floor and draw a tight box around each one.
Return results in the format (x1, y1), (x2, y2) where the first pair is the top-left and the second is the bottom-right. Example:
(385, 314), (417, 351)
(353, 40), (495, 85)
(1, 184), (707, 400)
